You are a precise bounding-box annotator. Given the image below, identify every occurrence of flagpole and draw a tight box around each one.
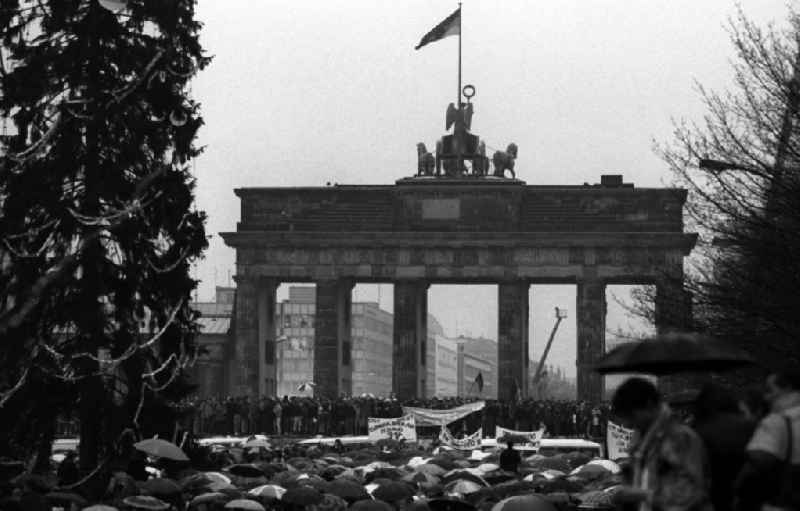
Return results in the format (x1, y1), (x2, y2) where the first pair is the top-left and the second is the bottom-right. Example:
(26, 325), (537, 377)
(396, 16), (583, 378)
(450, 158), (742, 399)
(457, 2), (462, 106)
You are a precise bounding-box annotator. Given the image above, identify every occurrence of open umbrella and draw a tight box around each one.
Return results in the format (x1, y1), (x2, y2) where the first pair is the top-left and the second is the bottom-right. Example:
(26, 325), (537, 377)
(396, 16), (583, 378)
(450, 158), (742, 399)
(225, 499), (266, 511)
(190, 492), (229, 507)
(476, 464), (499, 474)
(444, 479), (483, 495)
(123, 495), (171, 510)
(83, 506), (119, 511)
(491, 495), (556, 511)
(481, 470), (518, 485)
(142, 477), (182, 496)
(442, 470), (488, 487)
(282, 485), (324, 506)
(228, 464), (265, 478)
(427, 498), (478, 511)
(586, 459), (620, 474)
(369, 467), (406, 481)
(372, 481), (415, 502)
(314, 493), (348, 511)
(403, 471), (440, 488)
(594, 332), (756, 375)
(321, 464), (348, 480)
(180, 473), (212, 492)
(407, 456), (432, 468)
(327, 479), (369, 502)
(415, 463), (447, 476)
(248, 484), (286, 500)
(133, 438), (189, 461)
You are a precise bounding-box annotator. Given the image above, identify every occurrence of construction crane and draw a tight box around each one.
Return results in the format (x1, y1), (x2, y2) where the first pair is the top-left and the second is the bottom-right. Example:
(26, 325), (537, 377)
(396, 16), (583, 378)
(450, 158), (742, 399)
(532, 307), (568, 387)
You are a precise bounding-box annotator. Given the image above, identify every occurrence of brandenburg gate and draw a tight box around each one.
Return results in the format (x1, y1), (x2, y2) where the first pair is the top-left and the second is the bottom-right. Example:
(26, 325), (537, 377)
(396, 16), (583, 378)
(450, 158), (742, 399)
(221, 96), (697, 403)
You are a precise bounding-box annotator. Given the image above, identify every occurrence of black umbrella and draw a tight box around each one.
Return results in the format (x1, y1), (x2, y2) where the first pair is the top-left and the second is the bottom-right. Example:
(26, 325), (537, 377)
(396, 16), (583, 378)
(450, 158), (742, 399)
(282, 486), (323, 506)
(428, 498), (478, 511)
(594, 332), (756, 375)
(227, 464), (265, 478)
(372, 481), (415, 502)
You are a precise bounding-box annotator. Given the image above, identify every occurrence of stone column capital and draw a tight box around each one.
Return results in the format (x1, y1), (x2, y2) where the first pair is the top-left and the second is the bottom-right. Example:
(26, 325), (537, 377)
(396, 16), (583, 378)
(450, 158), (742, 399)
(233, 274), (254, 287)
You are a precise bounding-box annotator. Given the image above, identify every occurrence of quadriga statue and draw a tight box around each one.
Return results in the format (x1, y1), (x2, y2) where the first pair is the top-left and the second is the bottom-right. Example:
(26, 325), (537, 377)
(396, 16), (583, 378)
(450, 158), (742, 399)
(492, 143), (518, 178)
(416, 143), (436, 176)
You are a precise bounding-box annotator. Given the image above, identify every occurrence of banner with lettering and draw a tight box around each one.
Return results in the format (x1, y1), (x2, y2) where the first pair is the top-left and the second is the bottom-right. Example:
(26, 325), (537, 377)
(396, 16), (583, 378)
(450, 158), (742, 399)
(606, 420), (634, 460)
(495, 426), (544, 450)
(439, 426), (483, 450)
(368, 415), (418, 443)
(402, 400), (485, 426)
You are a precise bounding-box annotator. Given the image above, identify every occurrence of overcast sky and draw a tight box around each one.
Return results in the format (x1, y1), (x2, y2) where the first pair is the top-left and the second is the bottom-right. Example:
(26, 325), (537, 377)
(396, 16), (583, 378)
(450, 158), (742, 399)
(189, 1), (789, 376)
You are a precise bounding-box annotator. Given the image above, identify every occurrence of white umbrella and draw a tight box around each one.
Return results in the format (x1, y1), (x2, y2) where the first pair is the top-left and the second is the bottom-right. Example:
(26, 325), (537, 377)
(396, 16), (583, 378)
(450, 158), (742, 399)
(134, 438), (189, 461)
(249, 484), (287, 500)
(587, 459), (621, 474)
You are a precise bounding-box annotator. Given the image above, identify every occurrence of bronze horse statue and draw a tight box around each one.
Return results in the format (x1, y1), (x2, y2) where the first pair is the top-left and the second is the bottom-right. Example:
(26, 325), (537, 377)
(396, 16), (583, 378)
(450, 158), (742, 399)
(416, 143), (436, 176)
(492, 143), (518, 178)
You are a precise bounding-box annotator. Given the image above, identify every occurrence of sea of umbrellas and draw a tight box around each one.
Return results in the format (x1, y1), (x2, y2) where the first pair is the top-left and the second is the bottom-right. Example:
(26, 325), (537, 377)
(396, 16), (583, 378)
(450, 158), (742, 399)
(2, 435), (625, 511)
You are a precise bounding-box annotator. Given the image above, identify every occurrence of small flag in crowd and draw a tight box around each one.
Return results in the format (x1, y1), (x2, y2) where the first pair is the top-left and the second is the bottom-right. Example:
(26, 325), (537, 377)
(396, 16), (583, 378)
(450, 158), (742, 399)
(415, 7), (461, 50)
(475, 372), (484, 393)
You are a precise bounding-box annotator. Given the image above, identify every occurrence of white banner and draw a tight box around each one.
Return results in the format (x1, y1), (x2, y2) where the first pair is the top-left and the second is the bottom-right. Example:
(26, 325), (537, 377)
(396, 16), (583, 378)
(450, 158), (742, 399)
(368, 415), (418, 443)
(402, 400), (485, 426)
(495, 426), (544, 451)
(439, 426), (483, 450)
(607, 420), (633, 460)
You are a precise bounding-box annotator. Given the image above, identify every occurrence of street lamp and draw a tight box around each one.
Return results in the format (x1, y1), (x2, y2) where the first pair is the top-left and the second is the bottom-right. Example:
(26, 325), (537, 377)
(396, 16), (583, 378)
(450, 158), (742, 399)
(698, 158), (748, 172)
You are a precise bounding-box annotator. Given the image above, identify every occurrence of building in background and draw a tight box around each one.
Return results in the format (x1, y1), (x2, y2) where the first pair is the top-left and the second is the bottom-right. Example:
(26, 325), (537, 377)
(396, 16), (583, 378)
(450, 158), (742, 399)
(190, 287), (235, 399)
(190, 286), (500, 399)
(454, 336), (498, 399)
(428, 331), (458, 397)
(351, 301), (393, 396)
(275, 287), (316, 397)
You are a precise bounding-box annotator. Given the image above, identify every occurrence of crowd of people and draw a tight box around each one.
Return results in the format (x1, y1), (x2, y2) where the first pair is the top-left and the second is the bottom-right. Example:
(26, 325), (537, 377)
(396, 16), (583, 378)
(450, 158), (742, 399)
(608, 369), (800, 511)
(181, 395), (611, 441)
(37, 368), (800, 511)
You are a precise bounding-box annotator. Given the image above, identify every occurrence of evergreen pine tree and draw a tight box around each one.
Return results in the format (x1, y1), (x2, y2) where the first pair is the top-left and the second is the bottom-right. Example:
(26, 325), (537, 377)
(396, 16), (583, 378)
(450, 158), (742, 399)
(0, 0), (209, 470)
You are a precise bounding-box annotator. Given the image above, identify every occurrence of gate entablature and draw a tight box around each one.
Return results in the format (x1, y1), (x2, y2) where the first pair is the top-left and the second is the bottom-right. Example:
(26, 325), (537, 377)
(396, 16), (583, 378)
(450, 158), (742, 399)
(234, 180), (688, 234)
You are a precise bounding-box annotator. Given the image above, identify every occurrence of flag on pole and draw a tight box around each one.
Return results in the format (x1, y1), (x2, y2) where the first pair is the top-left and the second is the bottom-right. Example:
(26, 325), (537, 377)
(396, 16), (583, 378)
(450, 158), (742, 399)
(414, 7), (461, 50)
(475, 372), (484, 393)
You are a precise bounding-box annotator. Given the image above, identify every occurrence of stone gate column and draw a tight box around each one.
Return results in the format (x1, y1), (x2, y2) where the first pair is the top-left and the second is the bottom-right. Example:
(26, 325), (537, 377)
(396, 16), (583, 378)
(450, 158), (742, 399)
(576, 279), (606, 402)
(393, 281), (428, 400)
(231, 277), (258, 396)
(256, 279), (278, 397)
(314, 280), (354, 399)
(655, 279), (692, 333)
(655, 275), (696, 396)
(498, 282), (529, 402)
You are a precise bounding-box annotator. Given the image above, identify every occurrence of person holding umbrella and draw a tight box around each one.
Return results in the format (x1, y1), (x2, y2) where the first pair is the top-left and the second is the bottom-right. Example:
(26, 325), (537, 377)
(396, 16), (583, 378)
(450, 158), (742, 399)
(609, 377), (712, 511)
